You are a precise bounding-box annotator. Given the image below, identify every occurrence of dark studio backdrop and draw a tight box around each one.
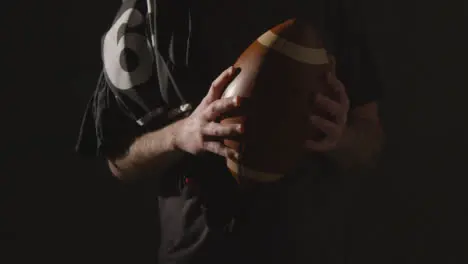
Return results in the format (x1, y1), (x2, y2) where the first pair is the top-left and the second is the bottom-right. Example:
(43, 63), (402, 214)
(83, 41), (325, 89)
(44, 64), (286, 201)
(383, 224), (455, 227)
(7, 0), (467, 263)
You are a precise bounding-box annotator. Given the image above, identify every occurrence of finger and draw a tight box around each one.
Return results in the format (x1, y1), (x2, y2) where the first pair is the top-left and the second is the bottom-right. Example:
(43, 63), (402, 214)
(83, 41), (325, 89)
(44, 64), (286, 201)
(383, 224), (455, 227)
(203, 141), (240, 160)
(310, 115), (338, 136)
(203, 96), (241, 121)
(304, 139), (335, 152)
(207, 66), (240, 100)
(315, 93), (342, 117)
(327, 54), (336, 75)
(202, 122), (243, 137)
(327, 73), (350, 110)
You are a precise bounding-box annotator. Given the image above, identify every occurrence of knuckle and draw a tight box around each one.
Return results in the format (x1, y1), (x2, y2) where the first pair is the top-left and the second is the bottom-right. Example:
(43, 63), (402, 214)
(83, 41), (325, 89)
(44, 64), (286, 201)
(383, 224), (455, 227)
(203, 105), (216, 119)
(210, 101), (221, 113)
(209, 142), (220, 151)
(227, 150), (236, 160)
(206, 87), (215, 99)
(213, 127), (222, 136)
(196, 121), (204, 133)
(230, 125), (239, 135)
(202, 142), (212, 151)
(333, 104), (342, 114)
(223, 148), (232, 158)
(216, 98), (226, 109)
(208, 108), (218, 119)
(222, 66), (233, 77)
(209, 84), (218, 94)
(196, 133), (204, 144)
(200, 124), (208, 136)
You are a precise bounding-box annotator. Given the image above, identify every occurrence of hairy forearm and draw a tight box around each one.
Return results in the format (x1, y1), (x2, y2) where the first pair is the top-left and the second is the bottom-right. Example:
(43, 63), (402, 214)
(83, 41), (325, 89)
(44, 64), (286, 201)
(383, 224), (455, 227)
(109, 119), (186, 182)
(327, 118), (384, 170)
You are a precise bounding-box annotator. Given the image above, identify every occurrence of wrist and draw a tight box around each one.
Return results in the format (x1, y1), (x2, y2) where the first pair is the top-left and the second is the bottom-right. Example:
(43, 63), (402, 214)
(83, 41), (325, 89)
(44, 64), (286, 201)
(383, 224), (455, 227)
(166, 118), (186, 152)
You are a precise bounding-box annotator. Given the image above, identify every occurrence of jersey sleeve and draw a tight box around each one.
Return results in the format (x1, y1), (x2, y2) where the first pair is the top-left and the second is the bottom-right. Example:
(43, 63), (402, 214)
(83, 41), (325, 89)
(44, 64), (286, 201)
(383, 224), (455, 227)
(74, 0), (158, 158)
(75, 0), (190, 158)
(75, 73), (148, 158)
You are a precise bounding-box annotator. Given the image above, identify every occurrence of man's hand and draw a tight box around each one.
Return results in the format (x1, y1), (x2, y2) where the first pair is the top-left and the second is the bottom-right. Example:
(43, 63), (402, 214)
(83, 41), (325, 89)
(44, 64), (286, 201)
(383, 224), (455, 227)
(304, 56), (383, 170)
(174, 66), (243, 160)
(305, 71), (350, 152)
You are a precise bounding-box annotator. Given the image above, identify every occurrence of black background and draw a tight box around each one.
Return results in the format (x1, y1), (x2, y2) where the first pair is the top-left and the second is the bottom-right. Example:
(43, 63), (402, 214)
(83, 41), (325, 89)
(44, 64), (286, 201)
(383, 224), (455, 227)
(6, 0), (467, 263)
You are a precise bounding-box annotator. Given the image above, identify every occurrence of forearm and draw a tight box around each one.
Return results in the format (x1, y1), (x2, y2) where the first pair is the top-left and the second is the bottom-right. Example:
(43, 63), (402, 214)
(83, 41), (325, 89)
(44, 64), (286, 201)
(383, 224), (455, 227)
(327, 118), (384, 170)
(109, 119), (186, 182)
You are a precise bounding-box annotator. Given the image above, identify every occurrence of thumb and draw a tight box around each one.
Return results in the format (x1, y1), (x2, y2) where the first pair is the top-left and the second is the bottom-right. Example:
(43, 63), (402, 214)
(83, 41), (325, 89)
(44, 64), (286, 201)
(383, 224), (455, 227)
(327, 54), (336, 76)
(206, 66), (240, 101)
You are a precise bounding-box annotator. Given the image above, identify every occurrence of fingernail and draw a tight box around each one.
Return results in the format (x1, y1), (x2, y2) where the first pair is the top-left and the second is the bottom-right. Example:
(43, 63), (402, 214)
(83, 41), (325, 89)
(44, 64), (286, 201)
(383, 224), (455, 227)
(237, 124), (244, 133)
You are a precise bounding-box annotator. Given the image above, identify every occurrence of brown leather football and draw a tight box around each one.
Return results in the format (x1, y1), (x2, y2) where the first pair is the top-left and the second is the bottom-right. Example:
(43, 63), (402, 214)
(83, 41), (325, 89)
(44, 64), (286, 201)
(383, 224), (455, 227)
(221, 18), (332, 184)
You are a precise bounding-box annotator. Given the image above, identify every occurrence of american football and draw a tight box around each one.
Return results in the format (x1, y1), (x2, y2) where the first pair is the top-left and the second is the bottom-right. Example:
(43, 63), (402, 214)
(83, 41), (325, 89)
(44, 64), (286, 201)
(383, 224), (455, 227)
(221, 18), (332, 183)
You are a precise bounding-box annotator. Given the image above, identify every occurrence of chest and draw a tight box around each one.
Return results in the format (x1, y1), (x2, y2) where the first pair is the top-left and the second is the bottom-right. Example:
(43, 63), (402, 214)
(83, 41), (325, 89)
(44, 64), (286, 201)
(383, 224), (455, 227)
(188, 1), (301, 81)
(192, 2), (333, 74)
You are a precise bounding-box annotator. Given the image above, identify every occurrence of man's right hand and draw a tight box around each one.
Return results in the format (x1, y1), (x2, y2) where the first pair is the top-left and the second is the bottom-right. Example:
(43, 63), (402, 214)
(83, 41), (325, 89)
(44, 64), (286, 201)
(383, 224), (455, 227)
(174, 66), (243, 160)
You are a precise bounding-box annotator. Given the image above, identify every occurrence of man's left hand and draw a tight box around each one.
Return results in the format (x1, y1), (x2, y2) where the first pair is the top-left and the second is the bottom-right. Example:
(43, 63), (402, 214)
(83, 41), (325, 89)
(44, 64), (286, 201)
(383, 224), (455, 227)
(305, 72), (350, 152)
